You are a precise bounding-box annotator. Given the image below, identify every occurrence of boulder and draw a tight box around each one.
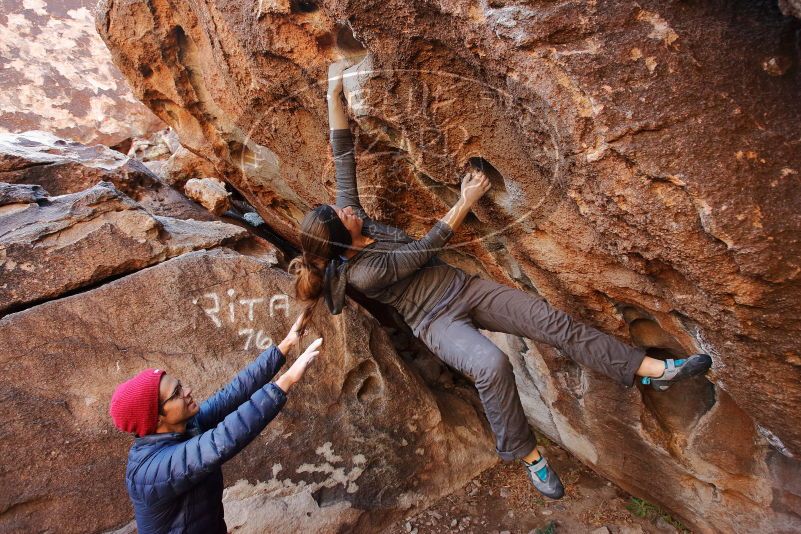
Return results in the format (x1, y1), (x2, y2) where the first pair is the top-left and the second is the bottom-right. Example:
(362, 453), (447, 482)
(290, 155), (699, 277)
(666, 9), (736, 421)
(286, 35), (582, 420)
(0, 181), (247, 315)
(94, 0), (801, 531)
(157, 144), (221, 191)
(185, 177), (232, 215)
(0, 249), (495, 533)
(489, 328), (800, 533)
(126, 127), (181, 161)
(0, 182), (48, 206)
(117, 127), (221, 191)
(0, 131), (214, 221)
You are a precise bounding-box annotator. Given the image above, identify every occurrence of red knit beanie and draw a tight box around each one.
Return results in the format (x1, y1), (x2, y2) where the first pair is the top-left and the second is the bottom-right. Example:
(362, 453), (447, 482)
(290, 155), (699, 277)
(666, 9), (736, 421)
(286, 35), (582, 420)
(109, 368), (166, 437)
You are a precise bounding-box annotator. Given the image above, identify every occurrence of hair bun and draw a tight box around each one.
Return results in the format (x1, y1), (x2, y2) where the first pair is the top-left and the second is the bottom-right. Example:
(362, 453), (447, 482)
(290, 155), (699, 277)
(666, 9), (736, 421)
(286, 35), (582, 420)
(303, 254), (322, 273)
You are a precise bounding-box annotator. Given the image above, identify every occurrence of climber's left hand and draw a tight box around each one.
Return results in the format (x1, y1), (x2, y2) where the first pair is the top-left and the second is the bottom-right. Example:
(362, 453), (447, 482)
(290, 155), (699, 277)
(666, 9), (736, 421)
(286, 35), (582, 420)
(327, 59), (351, 97)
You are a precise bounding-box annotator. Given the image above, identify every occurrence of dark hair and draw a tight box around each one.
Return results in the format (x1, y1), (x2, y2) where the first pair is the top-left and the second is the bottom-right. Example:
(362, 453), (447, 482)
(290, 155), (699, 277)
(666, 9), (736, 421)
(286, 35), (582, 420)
(288, 204), (352, 319)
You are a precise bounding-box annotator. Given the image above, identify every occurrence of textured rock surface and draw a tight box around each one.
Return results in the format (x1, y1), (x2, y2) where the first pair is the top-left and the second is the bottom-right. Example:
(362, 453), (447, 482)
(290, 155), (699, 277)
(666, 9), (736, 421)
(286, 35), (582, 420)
(126, 127), (181, 161)
(0, 181), (247, 315)
(158, 144), (221, 190)
(0, 0), (164, 145)
(779, 0), (801, 19)
(0, 181), (47, 205)
(185, 177), (232, 215)
(95, 0), (801, 531)
(0, 248), (495, 533)
(0, 130), (215, 221)
(116, 126), (222, 191)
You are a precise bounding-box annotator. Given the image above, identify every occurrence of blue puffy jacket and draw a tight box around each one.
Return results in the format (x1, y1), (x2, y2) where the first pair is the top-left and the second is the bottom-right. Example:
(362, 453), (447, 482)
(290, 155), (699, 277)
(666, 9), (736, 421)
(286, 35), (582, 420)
(124, 345), (288, 534)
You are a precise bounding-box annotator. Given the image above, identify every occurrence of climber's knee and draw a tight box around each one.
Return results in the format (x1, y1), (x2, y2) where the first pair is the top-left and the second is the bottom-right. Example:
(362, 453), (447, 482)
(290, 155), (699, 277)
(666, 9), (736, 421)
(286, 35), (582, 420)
(476, 349), (513, 385)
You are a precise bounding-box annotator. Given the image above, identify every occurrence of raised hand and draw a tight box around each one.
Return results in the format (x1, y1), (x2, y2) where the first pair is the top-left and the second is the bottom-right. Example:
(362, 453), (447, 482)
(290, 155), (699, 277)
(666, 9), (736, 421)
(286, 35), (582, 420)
(285, 309), (307, 345)
(327, 59), (352, 98)
(460, 168), (491, 207)
(440, 168), (492, 232)
(276, 337), (323, 393)
(327, 59), (355, 130)
(277, 308), (310, 357)
(290, 337), (322, 380)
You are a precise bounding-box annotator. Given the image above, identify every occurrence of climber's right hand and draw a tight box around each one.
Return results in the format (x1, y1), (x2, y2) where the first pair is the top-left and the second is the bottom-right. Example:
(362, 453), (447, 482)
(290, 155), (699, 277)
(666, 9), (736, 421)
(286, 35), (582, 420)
(460, 168), (491, 206)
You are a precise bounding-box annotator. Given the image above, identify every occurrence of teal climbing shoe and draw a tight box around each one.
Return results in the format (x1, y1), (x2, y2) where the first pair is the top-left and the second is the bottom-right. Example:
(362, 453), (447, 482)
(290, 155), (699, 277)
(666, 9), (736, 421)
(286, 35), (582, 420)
(522, 456), (565, 500)
(641, 353), (712, 391)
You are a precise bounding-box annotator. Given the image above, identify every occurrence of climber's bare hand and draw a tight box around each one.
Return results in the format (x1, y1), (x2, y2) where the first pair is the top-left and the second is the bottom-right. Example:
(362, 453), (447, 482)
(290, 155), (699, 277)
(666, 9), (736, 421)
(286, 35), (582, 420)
(327, 60), (351, 97)
(460, 168), (491, 206)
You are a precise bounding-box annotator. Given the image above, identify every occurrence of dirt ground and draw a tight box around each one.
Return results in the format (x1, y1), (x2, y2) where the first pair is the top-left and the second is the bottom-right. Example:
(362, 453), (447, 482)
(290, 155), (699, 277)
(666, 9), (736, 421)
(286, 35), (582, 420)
(384, 440), (686, 534)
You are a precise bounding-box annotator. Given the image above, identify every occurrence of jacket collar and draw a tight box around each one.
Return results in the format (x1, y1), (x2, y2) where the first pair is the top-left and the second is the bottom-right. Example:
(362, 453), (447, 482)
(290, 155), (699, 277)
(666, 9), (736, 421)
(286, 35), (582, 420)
(135, 432), (185, 445)
(134, 419), (202, 444)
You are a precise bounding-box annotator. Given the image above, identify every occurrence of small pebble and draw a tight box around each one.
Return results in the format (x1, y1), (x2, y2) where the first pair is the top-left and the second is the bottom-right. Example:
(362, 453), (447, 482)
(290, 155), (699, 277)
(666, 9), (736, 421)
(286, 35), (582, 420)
(541, 510), (553, 516)
(404, 521), (411, 532)
(451, 519), (458, 527)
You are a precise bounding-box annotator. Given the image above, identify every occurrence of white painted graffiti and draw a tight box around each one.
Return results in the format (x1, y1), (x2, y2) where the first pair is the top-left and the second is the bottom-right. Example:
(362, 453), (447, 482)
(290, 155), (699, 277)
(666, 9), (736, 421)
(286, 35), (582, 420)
(192, 289), (290, 350)
(237, 328), (273, 350)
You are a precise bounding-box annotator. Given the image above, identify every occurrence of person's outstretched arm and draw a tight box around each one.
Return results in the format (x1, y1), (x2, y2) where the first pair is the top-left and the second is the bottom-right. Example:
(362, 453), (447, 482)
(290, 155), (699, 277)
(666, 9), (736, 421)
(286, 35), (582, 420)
(193, 311), (307, 431)
(349, 169), (491, 290)
(327, 60), (370, 219)
(129, 338), (322, 505)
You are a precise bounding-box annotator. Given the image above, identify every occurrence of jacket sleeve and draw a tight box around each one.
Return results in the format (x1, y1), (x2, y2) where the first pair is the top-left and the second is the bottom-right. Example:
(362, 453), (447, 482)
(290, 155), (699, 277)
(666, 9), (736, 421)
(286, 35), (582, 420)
(331, 128), (370, 220)
(193, 345), (286, 431)
(349, 219), (455, 290)
(135, 382), (287, 504)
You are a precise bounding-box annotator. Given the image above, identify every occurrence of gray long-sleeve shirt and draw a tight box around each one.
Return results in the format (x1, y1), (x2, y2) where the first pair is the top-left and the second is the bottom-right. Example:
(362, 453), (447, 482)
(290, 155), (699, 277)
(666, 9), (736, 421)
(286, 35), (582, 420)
(324, 128), (469, 334)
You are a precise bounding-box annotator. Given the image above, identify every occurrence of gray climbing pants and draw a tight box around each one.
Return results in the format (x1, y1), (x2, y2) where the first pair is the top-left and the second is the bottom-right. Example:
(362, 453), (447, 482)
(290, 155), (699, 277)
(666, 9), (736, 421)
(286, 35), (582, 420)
(414, 274), (647, 461)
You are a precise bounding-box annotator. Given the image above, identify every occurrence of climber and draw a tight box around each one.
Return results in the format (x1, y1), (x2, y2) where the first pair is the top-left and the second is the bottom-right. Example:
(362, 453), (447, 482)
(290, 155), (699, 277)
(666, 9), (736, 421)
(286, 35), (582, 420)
(288, 59), (712, 501)
(109, 310), (322, 533)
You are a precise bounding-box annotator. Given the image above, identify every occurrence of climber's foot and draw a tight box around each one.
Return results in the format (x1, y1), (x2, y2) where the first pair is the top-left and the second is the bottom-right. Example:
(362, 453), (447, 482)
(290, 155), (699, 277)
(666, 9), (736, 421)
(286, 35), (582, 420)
(522, 456), (564, 500)
(641, 354), (712, 391)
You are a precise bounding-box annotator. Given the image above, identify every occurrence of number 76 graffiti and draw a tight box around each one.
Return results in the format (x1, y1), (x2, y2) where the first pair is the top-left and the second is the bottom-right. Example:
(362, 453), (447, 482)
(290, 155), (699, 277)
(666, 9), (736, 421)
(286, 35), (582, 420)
(192, 289), (291, 350)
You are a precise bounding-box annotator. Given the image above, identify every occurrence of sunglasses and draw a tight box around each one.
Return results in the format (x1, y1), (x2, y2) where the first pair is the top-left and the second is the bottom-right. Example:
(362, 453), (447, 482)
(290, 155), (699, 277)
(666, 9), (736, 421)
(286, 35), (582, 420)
(159, 381), (183, 410)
